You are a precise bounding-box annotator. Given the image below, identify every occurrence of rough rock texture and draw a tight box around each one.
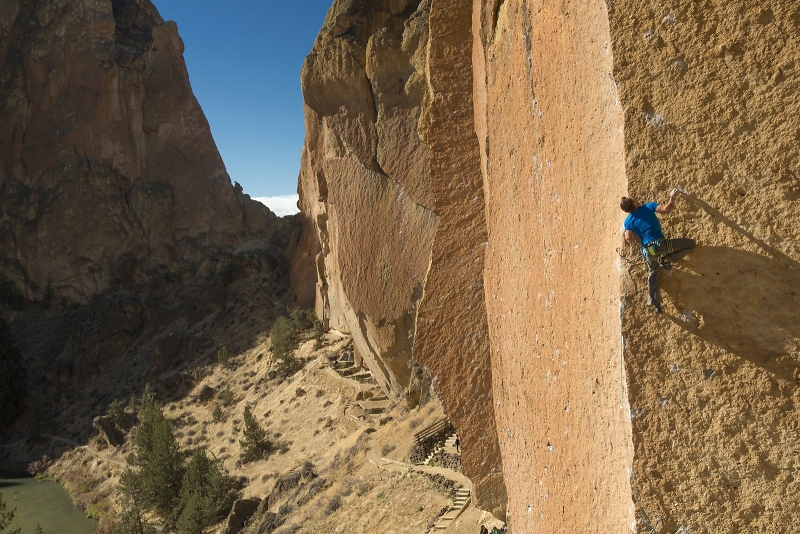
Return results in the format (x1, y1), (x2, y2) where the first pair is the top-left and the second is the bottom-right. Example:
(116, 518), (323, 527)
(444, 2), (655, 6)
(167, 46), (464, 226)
(0, 0), (277, 302)
(296, 0), (800, 531)
(92, 415), (124, 448)
(223, 497), (261, 534)
(412, 0), (507, 514)
(609, 1), (800, 532)
(293, 0), (438, 396)
(471, 0), (635, 531)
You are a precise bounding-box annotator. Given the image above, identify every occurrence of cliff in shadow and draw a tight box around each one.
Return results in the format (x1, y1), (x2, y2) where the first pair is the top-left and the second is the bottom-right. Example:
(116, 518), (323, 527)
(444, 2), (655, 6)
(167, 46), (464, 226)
(0, 0), (279, 302)
(296, 0), (800, 531)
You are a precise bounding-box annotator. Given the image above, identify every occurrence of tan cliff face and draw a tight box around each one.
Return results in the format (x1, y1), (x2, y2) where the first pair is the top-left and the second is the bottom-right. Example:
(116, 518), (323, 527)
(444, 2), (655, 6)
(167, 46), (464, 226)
(293, 0), (438, 397)
(0, 0), (276, 302)
(609, 1), (800, 531)
(302, 0), (800, 531)
(472, 0), (635, 530)
(293, 0), (510, 513)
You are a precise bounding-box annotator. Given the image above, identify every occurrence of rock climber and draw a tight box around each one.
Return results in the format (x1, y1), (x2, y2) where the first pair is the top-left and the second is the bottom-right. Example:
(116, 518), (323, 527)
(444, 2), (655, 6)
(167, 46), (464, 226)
(620, 188), (696, 314)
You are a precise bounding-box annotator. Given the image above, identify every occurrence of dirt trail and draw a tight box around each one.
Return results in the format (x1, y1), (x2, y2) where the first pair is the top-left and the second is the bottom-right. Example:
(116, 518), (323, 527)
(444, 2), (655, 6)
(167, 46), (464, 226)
(42, 434), (128, 468)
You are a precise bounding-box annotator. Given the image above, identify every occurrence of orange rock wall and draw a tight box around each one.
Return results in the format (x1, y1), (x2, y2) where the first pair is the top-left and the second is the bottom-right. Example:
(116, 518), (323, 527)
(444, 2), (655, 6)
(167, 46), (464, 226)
(610, 1), (800, 531)
(472, 0), (634, 531)
(413, 0), (507, 513)
(295, 0), (439, 396)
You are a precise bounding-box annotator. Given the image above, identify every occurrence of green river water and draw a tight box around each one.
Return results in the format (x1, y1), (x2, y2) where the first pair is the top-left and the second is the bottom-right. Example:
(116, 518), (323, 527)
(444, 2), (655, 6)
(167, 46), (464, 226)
(0, 472), (97, 534)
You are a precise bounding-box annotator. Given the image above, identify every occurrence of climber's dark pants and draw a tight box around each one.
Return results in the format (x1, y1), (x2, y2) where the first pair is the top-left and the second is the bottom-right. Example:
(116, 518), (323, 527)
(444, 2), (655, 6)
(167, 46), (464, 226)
(641, 238), (696, 306)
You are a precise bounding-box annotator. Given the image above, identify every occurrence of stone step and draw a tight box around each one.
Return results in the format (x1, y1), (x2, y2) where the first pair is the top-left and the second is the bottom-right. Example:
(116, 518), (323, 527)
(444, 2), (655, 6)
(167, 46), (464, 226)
(358, 399), (391, 414)
(340, 366), (360, 376)
(351, 371), (373, 382)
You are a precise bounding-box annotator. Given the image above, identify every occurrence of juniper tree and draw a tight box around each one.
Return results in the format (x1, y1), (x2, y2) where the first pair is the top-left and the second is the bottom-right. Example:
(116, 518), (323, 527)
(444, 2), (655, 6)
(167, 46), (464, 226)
(270, 316), (299, 375)
(131, 388), (185, 519)
(0, 493), (21, 534)
(240, 405), (271, 463)
(175, 448), (238, 534)
(114, 468), (155, 534)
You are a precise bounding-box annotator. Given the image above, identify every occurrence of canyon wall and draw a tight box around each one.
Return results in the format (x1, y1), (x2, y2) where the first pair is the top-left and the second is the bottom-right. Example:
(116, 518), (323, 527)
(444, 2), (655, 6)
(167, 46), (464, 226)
(609, 1), (800, 532)
(299, 0), (800, 531)
(472, 0), (634, 530)
(294, 0), (438, 397)
(0, 0), (276, 302)
(412, 0), (507, 513)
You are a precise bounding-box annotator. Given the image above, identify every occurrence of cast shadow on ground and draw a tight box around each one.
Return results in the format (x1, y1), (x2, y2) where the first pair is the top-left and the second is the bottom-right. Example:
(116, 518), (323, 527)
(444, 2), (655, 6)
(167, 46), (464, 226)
(660, 232), (799, 382)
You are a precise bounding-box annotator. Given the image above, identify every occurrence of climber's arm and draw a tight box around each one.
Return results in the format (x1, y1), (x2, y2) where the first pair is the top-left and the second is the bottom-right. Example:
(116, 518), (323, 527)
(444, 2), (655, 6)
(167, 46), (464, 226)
(655, 188), (682, 214)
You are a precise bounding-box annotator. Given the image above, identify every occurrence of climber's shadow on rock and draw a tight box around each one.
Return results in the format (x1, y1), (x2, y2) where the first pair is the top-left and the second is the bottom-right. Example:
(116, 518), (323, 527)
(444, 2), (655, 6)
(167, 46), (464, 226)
(663, 242), (800, 381)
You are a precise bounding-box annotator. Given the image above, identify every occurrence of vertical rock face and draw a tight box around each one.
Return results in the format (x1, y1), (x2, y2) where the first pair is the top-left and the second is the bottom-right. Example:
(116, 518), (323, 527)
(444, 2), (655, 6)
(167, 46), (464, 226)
(609, 1), (800, 532)
(413, 0), (507, 514)
(294, 0), (438, 396)
(297, 0), (800, 530)
(472, 0), (635, 530)
(0, 0), (275, 302)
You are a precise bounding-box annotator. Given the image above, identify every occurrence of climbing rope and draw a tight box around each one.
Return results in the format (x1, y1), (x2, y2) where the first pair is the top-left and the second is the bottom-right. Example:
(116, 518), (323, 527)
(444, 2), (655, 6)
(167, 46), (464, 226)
(631, 479), (658, 534)
(618, 247), (659, 534)
(617, 246), (643, 406)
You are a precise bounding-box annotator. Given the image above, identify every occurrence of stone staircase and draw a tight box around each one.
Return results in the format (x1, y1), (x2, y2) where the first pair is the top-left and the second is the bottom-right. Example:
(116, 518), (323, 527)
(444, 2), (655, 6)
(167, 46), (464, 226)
(443, 433), (460, 455)
(430, 487), (471, 531)
(327, 345), (391, 417)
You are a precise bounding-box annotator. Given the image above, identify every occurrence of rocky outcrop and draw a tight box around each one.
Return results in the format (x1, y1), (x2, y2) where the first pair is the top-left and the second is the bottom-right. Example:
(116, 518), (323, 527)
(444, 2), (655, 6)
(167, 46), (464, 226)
(223, 497), (261, 534)
(0, 0), (278, 302)
(93, 415), (124, 448)
(298, 0), (800, 531)
(293, 0), (437, 397)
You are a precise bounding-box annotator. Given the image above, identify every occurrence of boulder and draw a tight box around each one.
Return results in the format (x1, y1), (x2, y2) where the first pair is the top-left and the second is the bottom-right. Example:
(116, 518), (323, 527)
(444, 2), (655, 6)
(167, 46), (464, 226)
(222, 497), (261, 534)
(93, 416), (124, 448)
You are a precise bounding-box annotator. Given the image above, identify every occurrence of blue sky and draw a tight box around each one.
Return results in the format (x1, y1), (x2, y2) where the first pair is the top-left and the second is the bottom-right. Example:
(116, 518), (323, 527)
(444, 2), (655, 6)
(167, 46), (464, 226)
(156, 0), (332, 213)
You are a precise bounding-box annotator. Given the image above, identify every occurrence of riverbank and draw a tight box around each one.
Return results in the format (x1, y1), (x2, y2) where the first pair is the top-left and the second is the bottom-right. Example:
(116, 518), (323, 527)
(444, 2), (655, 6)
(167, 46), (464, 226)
(0, 471), (97, 533)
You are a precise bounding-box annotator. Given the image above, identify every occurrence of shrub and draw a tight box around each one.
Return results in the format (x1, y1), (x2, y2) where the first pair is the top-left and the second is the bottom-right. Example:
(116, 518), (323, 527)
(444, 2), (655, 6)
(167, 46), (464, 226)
(215, 346), (231, 368)
(239, 405), (271, 463)
(324, 493), (342, 516)
(106, 399), (126, 427)
(218, 386), (235, 407)
(313, 320), (325, 349)
(212, 404), (224, 423)
(288, 308), (315, 330)
(26, 455), (51, 477)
